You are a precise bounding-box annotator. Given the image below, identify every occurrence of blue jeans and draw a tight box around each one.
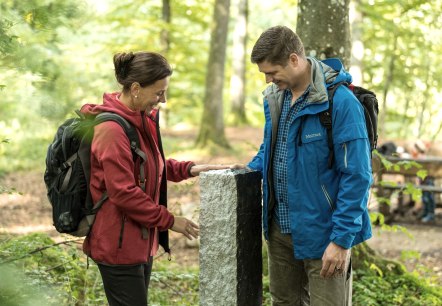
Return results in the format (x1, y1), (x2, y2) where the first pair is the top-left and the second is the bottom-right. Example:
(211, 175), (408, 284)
(267, 220), (352, 306)
(422, 191), (435, 219)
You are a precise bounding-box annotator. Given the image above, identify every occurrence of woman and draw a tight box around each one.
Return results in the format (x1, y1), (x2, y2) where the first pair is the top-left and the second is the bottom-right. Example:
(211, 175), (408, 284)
(81, 51), (232, 305)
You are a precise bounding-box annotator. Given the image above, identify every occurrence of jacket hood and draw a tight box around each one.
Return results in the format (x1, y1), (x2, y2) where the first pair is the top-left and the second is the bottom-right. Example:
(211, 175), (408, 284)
(80, 92), (158, 130)
(263, 57), (352, 105)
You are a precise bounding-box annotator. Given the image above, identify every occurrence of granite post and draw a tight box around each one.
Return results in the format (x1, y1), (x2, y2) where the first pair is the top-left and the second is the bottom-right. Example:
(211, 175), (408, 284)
(199, 169), (262, 306)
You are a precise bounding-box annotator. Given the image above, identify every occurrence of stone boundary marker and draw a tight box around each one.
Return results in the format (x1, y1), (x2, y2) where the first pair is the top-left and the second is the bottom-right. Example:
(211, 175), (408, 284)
(199, 169), (262, 306)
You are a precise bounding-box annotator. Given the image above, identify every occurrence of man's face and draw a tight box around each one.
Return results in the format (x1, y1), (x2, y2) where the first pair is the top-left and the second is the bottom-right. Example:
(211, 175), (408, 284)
(257, 55), (298, 91)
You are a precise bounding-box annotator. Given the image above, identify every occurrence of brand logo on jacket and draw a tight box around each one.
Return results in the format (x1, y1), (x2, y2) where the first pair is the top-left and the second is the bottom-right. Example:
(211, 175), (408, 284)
(305, 133), (322, 139)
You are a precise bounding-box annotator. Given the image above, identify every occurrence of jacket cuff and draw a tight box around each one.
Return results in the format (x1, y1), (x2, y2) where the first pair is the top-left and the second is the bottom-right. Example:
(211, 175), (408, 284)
(187, 162), (196, 177)
(330, 232), (355, 249)
(168, 214), (175, 230)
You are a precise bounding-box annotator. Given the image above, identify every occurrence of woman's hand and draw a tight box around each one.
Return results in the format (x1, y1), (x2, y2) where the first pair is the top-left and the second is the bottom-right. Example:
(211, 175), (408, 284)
(171, 216), (199, 240)
(190, 163), (245, 176)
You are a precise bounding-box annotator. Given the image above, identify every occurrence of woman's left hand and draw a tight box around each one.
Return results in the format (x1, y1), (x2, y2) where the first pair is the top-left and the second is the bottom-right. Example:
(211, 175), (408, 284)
(190, 163), (245, 176)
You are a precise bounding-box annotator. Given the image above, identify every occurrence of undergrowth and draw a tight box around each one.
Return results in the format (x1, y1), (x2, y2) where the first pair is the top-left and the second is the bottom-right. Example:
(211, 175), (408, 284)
(0, 233), (440, 305)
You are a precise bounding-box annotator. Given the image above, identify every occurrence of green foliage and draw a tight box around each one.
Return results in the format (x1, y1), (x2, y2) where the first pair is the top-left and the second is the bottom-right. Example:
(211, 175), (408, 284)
(373, 151), (430, 203)
(149, 262), (200, 305)
(0, 17), (18, 56)
(0, 2), (441, 304)
(0, 0), (441, 177)
(0, 233), (106, 305)
(360, 0), (442, 140)
(0, 265), (50, 306)
(352, 242), (442, 305)
(0, 0), (102, 126)
(355, 153), (442, 305)
(0, 233), (201, 305)
(0, 118), (52, 174)
(354, 270), (442, 306)
(0, 227), (441, 306)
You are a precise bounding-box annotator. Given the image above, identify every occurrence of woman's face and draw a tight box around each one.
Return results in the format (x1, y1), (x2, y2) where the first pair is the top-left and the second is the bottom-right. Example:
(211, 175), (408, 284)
(136, 77), (170, 113)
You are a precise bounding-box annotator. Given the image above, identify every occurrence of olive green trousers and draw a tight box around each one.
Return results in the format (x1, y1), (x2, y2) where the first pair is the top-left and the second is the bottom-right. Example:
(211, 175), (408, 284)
(267, 220), (352, 306)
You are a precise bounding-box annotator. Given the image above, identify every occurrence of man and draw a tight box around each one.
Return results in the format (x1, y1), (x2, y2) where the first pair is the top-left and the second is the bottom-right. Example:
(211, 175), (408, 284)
(247, 26), (372, 305)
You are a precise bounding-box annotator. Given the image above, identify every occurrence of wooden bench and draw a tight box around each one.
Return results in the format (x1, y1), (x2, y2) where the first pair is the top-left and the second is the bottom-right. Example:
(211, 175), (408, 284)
(371, 155), (442, 222)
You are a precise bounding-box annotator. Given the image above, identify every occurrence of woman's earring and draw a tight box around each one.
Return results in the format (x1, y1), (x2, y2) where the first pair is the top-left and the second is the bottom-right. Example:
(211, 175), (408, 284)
(134, 95), (138, 99)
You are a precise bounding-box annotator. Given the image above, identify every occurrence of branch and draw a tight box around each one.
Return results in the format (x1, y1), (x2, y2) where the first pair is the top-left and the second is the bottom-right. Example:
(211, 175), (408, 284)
(0, 238), (82, 265)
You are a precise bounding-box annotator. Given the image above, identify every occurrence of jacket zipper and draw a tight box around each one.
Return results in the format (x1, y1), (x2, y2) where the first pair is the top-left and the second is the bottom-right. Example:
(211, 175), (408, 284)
(118, 215), (126, 248)
(321, 184), (335, 211)
(141, 111), (159, 200)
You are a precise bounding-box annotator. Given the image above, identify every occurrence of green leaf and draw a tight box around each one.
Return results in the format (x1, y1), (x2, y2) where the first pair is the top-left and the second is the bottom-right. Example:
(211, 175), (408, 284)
(416, 169), (428, 180)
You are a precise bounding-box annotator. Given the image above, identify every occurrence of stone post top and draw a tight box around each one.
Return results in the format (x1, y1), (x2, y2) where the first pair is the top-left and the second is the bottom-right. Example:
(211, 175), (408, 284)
(200, 168), (257, 178)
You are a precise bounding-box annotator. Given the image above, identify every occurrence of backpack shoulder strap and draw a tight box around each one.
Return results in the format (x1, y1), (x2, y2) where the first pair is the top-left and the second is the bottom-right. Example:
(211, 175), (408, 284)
(319, 81), (348, 168)
(93, 112), (148, 190)
(95, 112), (140, 151)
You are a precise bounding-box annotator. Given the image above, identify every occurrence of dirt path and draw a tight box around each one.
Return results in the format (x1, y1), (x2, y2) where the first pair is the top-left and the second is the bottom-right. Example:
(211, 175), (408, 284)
(367, 224), (442, 282)
(1, 126), (441, 283)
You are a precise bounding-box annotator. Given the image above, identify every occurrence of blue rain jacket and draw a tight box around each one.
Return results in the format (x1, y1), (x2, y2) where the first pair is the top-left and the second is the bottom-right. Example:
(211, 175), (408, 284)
(248, 58), (372, 259)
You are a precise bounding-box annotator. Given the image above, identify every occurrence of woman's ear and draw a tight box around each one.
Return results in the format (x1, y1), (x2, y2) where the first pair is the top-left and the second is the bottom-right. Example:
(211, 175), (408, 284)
(130, 82), (141, 97)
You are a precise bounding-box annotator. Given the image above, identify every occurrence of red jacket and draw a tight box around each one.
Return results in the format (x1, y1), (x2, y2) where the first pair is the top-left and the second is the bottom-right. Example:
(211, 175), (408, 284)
(81, 92), (194, 264)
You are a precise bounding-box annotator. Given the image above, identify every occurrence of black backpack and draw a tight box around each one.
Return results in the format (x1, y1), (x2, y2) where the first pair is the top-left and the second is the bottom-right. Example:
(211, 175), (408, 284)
(320, 82), (379, 168)
(44, 111), (146, 237)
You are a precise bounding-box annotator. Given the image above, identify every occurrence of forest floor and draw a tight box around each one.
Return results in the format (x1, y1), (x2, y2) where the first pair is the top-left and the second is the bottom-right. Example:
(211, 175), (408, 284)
(0, 127), (441, 284)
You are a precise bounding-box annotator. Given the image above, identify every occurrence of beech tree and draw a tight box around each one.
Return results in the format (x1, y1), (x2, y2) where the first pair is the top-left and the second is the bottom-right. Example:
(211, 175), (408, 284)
(297, 0), (351, 67)
(229, 0), (248, 125)
(196, 0), (231, 147)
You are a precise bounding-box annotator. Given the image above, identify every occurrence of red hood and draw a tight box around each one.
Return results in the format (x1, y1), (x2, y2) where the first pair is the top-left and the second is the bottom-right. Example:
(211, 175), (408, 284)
(80, 92), (158, 130)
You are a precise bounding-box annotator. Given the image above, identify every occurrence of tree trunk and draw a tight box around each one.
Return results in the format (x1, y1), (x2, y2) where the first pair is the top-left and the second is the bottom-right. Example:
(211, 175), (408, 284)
(349, 0), (363, 85)
(297, 0), (394, 272)
(161, 0), (171, 54)
(229, 0), (248, 125)
(161, 0), (171, 127)
(352, 242), (406, 275)
(417, 61), (431, 138)
(380, 36), (397, 140)
(297, 0), (351, 67)
(196, 0), (231, 148)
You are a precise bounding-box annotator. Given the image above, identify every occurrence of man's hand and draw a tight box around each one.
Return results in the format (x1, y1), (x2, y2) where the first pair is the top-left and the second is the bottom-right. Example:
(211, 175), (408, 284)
(190, 163), (245, 176)
(320, 242), (350, 278)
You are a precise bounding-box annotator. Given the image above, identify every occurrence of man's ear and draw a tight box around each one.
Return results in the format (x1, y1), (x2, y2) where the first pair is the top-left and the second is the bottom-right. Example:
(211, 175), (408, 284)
(288, 53), (299, 67)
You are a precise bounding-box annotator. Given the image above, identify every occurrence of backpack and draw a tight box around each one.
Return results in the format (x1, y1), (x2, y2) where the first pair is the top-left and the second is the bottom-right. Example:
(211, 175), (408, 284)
(44, 111), (146, 237)
(320, 81), (379, 168)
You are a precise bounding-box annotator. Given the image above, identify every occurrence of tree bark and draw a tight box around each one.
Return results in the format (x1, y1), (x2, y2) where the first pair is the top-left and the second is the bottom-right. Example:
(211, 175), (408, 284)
(349, 0), (363, 85)
(161, 0), (171, 127)
(229, 0), (248, 125)
(381, 36), (397, 140)
(161, 0), (171, 54)
(196, 0), (231, 148)
(297, 0), (395, 273)
(297, 0), (351, 67)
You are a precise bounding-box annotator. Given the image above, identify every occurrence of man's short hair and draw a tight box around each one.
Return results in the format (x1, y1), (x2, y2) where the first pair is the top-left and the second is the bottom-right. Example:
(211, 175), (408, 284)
(251, 26), (305, 66)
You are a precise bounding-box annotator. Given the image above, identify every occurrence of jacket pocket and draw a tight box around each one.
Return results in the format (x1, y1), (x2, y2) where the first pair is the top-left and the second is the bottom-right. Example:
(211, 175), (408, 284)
(299, 127), (329, 168)
(321, 184), (335, 212)
(342, 142), (348, 168)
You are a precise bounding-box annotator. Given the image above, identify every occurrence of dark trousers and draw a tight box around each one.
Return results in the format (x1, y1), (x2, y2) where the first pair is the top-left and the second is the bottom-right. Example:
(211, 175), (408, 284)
(97, 257), (153, 306)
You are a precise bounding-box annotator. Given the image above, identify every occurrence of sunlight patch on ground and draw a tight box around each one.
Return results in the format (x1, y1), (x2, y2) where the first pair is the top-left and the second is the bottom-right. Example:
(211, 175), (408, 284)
(0, 224), (53, 234)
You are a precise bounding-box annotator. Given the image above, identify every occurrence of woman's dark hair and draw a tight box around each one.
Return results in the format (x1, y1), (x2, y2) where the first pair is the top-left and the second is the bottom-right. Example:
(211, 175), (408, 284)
(113, 51), (173, 91)
(251, 26), (305, 66)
